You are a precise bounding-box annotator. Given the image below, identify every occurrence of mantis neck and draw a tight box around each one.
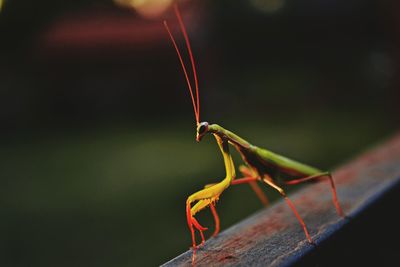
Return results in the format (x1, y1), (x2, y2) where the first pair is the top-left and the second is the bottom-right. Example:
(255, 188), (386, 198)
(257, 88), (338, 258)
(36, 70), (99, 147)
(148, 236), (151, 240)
(208, 124), (252, 150)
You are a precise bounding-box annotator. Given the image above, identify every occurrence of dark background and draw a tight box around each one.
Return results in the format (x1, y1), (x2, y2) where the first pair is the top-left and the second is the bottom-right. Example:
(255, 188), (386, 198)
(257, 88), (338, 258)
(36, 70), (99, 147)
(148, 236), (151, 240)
(0, 0), (398, 266)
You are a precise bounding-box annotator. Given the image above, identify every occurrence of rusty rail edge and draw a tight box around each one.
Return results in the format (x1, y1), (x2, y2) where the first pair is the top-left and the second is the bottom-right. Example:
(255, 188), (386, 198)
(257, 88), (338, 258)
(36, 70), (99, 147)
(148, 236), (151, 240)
(162, 134), (400, 267)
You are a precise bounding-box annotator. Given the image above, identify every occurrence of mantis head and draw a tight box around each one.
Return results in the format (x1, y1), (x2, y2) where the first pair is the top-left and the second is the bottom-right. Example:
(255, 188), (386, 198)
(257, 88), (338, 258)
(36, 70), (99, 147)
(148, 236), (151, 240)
(196, 122), (209, 142)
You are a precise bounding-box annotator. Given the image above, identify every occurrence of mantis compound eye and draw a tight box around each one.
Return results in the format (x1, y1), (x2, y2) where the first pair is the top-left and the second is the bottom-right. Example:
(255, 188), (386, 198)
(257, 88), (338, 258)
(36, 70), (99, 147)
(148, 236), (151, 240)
(198, 122), (209, 135)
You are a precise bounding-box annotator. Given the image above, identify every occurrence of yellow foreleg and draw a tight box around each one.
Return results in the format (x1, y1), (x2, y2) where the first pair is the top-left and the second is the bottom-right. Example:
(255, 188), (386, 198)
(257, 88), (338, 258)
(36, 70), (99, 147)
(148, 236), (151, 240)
(186, 135), (235, 248)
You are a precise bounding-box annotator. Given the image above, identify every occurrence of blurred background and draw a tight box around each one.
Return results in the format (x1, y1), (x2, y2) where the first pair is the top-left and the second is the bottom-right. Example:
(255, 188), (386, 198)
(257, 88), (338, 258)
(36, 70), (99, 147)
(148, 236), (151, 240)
(0, 0), (399, 266)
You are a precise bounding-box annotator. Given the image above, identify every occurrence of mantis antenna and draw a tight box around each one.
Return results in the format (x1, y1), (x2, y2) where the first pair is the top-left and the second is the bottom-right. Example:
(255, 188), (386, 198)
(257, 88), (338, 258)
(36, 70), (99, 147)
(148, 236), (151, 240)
(163, 4), (200, 125)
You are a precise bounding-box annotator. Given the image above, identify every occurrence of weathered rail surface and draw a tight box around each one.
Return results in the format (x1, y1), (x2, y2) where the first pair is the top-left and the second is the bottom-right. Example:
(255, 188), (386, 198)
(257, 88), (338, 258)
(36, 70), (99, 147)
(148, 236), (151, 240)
(162, 134), (400, 267)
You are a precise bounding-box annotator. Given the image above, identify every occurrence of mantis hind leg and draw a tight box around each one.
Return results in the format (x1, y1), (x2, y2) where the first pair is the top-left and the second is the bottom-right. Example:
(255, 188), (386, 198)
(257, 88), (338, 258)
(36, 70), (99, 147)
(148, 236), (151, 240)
(284, 172), (345, 217)
(262, 176), (313, 243)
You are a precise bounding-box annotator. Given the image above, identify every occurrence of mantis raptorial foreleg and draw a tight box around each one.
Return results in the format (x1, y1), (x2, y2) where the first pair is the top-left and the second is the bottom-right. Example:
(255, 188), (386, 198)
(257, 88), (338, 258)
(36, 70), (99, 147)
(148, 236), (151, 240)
(186, 187), (220, 247)
(262, 176), (313, 243)
(185, 135), (235, 248)
(284, 172), (344, 217)
(190, 165), (270, 239)
(199, 184), (221, 236)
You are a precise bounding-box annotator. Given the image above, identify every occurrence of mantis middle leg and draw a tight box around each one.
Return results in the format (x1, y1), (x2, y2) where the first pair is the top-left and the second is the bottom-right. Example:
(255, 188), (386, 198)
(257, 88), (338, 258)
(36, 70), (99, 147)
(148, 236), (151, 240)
(236, 165), (269, 206)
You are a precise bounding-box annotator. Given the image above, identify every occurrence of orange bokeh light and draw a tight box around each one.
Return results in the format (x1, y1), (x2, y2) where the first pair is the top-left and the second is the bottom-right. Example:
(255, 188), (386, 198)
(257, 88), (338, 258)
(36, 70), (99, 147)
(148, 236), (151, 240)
(114, 0), (174, 18)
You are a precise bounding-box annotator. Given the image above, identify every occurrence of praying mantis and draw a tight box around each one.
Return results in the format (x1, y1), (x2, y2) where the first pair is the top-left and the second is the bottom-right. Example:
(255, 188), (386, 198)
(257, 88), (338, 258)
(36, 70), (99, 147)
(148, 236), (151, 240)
(164, 4), (344, 251)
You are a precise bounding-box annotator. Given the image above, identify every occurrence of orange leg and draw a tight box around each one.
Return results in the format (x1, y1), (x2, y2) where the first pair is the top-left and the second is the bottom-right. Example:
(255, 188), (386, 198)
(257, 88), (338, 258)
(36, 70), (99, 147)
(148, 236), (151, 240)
(249, 181), (269, 206)
(263, 177), (313, 243)
(284, 172), (344, 217)
(231, 176), (258, 185)
(237, 166), (270, 206)
(186, 201), (208, 248)
(209, 203), (220, 236)
(231, 177), (269, 206)
(186, 202), (196, 247)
